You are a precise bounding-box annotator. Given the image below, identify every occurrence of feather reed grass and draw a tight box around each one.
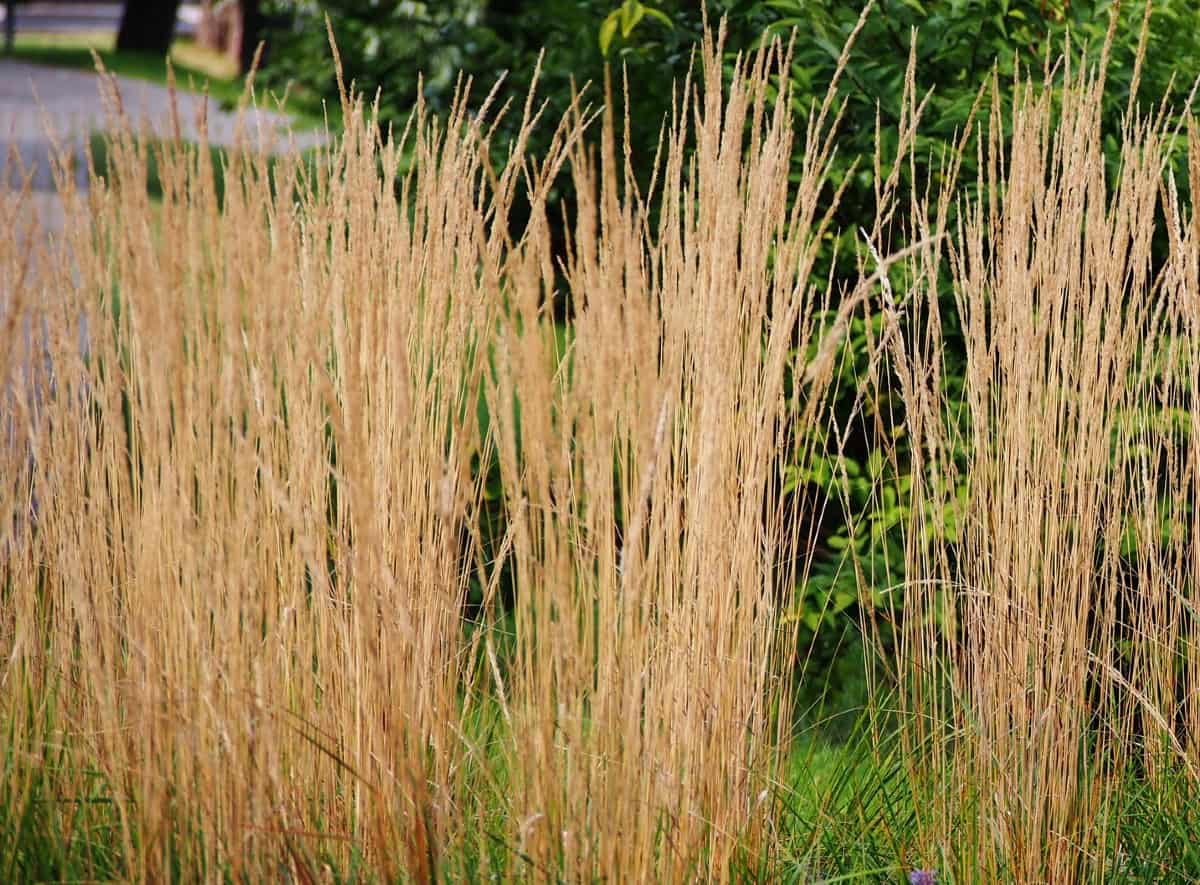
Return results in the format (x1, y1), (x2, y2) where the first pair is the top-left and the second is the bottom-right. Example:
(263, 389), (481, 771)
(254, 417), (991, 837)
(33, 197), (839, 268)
(0, 21), (863, 881)
(6, 10), (1200, 881)
(879, 26), (1200, 882)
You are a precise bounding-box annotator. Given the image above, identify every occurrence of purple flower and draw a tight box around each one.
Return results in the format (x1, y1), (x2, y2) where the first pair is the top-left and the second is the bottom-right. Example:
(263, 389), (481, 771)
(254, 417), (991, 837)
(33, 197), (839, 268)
(908, 870), (937, 885)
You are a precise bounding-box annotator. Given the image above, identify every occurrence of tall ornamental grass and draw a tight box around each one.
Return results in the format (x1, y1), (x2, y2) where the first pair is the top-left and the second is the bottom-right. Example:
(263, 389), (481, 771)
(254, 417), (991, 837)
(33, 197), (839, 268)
(5, 11), (1200, 881)
(880, 23), (1200, 880)
(0, 22), (867, 881)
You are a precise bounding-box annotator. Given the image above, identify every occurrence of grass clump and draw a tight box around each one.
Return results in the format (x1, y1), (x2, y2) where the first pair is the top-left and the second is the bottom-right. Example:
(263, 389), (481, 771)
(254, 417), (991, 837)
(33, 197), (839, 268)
(876, 26), (1200, 882)
(0, 20), (865, 880)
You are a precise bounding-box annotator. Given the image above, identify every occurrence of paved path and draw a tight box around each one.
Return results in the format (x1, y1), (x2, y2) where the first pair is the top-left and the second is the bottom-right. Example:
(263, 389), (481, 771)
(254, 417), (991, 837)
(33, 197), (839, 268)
(2, 58), (326, 238)
(2, 2), (320, 229)
(1, 57), (329, 391)
(2, 59), (326, 186)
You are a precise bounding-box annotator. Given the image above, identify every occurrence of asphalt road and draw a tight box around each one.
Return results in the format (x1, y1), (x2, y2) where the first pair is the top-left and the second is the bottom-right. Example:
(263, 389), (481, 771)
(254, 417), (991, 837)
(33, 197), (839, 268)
(2, 44), (325, 305)
(1, 4), (308, 456)
(2, 59), (325, 182)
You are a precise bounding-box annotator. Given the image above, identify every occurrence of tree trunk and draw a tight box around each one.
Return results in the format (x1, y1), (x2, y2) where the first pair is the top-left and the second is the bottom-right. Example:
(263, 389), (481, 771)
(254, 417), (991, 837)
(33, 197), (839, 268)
(4, 0), (17, 54)
(238, 0), (263, 74)
(115, 0), (181, 54)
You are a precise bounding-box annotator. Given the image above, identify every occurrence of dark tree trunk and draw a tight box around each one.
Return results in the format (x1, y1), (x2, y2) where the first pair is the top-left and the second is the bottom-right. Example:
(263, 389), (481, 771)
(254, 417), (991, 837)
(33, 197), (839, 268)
(115, 0), (181, 54)
(238, 0), (264, 74)
(4, 0), (17, 54)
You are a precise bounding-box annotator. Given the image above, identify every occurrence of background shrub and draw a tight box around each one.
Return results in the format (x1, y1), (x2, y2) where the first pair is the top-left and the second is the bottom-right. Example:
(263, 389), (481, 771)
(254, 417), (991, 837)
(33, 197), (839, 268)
(258, 0), (1200, 709)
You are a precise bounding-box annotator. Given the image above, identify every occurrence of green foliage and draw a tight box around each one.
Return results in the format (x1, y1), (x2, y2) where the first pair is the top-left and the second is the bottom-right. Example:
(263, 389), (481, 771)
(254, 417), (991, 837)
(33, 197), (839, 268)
(1113, 768), (1200, 880)
(763, 0), (1200, 673)
(599, 0), (673, 56)
(0, 684), (127, 881)
(257, 0), (1200, 686)
(758, 0), (1199, 267)
(259, 1), (723, 171)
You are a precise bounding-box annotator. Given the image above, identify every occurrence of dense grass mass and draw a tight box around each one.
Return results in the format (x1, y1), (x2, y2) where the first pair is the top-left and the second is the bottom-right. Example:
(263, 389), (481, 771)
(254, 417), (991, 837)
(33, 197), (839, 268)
(4, 12), (1200, 883)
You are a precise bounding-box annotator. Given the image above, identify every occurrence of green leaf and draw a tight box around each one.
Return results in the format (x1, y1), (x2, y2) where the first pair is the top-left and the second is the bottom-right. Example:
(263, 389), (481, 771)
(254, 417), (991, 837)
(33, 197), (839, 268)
(782, 465), (800, 495)
(620, 0), (645, 38)
(599, 11), (620, 55)
(642, 7), (674, 28)
(867, 450), (885, 479)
